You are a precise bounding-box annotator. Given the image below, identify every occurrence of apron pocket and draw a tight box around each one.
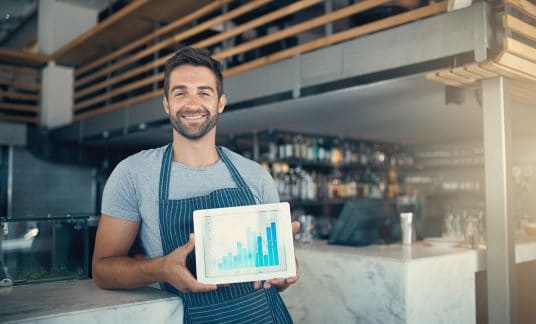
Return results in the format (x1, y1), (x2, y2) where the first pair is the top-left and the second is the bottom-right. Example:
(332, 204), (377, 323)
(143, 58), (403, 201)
(188, 289), (275, 324)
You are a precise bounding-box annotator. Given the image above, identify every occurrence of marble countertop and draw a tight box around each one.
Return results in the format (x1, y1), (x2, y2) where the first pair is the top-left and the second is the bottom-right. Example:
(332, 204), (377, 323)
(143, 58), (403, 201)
(296, 233), (536, 267)
(0, 279), (182, 323)
(295, 240), (475, 262)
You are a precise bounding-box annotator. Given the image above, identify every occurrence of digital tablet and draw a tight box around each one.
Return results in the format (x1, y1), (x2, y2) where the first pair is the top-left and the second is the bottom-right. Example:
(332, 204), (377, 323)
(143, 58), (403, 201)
(193, 202), (296, 285)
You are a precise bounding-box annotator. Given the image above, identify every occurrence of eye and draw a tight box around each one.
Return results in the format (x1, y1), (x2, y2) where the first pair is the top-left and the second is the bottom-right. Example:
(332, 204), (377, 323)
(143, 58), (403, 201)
(200, 92), (210, 97)
(173, 91), (186, 97)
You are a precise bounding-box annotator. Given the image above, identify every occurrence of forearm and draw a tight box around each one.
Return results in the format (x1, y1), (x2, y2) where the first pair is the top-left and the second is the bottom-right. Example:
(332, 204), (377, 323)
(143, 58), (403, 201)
(92, 255), (166, 289)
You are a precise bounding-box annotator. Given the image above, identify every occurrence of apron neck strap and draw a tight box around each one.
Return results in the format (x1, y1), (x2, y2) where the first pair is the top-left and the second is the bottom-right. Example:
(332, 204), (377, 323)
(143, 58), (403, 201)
(159, 144), (250, 201)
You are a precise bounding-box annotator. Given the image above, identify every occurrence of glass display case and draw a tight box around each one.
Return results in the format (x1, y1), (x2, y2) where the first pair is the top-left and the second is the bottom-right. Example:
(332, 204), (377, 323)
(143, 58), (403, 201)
(0, 215), (90, 285)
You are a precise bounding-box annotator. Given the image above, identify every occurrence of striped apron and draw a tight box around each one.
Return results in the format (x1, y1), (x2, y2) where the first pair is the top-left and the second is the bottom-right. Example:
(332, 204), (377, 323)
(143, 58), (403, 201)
(158, 144), (293, 323)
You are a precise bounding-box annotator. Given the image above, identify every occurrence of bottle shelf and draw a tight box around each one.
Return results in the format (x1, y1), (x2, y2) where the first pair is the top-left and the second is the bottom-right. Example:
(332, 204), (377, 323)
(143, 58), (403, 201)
(260, 158), (388, 171)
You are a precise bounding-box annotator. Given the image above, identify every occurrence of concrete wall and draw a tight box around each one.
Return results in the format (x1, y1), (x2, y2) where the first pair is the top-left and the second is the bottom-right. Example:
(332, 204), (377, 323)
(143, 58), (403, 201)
(11, 147), (95, 218)
(0, 121), (26, 146)
(37, 0), (98, 54)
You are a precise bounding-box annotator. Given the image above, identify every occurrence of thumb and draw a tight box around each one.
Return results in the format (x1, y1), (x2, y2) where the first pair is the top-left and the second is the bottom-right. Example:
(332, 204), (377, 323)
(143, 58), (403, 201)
(179, 233), (196, 256)
(291, 221), (300, 235)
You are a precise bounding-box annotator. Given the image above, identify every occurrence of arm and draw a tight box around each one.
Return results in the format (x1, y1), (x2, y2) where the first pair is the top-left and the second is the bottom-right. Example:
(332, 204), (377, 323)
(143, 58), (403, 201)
(92, 214), (216, 292)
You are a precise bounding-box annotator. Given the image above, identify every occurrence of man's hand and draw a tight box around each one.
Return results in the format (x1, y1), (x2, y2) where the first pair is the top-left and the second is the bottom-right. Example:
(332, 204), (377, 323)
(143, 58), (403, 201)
(253, 221), (300, 292)
(162, 234), (217, 293)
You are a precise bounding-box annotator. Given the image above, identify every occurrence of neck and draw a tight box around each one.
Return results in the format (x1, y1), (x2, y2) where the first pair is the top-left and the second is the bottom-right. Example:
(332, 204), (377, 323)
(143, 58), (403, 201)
(171, 130), (219, 168)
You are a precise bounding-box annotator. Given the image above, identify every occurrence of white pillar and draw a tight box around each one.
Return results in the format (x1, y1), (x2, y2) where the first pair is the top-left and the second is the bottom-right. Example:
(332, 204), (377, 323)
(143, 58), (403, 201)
(40, 62), (74, 128)
(37, 0), (99, 128)
(482, 76), (517, 324)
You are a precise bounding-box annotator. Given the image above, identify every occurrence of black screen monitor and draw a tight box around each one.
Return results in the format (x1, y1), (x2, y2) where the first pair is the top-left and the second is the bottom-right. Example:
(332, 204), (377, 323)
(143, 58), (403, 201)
(328, 198), (394, 246)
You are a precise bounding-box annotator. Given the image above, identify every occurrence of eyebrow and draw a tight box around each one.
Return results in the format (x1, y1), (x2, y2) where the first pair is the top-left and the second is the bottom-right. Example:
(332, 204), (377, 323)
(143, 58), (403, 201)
(170, 85), (215, 93)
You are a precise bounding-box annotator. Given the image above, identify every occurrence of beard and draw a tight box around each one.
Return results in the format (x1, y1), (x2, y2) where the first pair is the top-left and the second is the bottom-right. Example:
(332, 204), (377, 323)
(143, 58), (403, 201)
(169, 106), (219, 140)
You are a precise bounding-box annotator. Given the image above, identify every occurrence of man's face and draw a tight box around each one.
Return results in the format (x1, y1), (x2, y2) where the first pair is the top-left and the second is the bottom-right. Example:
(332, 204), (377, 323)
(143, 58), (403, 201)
(163, 65), (225, 140)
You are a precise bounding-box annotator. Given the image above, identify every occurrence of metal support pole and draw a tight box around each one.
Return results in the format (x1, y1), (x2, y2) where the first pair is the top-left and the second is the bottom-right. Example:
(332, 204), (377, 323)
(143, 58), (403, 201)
(482, 76), (517, 324)
(153, 20), (162, 91)
(325, 0), (333, 36)
(7, 145), (13, 219)
(253, 131), (259, 161)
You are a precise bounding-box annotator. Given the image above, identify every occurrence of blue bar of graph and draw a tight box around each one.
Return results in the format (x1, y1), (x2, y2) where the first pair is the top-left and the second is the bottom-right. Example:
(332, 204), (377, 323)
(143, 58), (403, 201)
(217, 221), (280, 270)
(266, 227), (271, 265)
(256, 236), (263, 266)
(271, 222), (279, 264)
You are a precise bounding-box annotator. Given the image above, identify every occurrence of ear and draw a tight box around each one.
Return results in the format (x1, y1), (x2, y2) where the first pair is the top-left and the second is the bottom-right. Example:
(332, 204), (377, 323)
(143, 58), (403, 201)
(162, 95), (170, 115)
(218, 94), (227, 114)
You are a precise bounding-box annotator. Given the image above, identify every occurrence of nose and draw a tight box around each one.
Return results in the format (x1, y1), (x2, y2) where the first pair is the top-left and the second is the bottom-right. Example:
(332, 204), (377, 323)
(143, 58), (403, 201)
(184, 94), (203, 109)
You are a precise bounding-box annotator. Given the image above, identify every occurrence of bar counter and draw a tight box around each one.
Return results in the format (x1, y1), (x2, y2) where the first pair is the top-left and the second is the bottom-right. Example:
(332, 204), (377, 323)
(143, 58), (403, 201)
(0, 280), (183, 323)
(281, 235), (536, 324)
(1, 236), (534, 323)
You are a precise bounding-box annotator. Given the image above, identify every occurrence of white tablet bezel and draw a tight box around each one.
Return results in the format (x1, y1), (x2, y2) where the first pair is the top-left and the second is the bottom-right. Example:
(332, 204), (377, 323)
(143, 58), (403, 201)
(193, 202), (296, 285)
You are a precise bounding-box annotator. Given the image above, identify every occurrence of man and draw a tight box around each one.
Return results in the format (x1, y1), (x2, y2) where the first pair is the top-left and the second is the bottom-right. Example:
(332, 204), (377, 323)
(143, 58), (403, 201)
(93, 46), (298, 323)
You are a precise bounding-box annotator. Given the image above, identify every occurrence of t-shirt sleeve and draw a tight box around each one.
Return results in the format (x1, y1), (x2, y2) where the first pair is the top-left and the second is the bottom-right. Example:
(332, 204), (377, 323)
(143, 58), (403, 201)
(101, 158), (141, 222)
(259, 168), (280, 204)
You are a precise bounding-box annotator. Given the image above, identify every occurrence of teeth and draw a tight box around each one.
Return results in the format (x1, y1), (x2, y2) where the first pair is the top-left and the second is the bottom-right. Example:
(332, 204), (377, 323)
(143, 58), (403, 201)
(182, 115), (205, 120)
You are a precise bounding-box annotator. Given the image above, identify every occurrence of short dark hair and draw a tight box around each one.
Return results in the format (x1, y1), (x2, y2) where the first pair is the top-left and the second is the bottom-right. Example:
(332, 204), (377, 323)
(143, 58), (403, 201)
(163, 46), (223, 99)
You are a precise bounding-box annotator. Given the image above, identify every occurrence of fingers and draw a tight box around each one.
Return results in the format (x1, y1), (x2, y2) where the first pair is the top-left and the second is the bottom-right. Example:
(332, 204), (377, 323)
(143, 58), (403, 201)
(291, 221), (300, 235)
(253, 281), (262, 289)
(176, 270), (217, 293)
(189, 282), (218, 293)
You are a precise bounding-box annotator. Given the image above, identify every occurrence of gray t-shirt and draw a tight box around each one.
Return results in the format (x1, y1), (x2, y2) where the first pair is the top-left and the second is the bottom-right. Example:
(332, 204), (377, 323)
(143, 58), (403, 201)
(101, 145), (279, 258)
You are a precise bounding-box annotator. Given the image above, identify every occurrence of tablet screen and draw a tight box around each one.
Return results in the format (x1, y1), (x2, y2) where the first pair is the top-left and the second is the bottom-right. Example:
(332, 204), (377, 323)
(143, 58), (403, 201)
(193, 202), (296, 285)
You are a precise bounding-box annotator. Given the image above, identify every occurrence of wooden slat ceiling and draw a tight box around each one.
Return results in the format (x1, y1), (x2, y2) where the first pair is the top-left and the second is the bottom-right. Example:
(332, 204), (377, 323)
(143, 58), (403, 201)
(52, 0), (212, 66)
(0, 47), (48, 67)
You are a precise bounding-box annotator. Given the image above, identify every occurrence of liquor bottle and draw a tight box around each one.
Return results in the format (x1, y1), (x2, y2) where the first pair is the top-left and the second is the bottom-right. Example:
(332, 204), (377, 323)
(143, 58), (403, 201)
(277, 136), (286, 160)
(331, 137), (343, 166)
(317, 138), (325, 161)
(359, 142), (368, 166)
(285, 135), (293, 159)
(306, 138), (315, 161)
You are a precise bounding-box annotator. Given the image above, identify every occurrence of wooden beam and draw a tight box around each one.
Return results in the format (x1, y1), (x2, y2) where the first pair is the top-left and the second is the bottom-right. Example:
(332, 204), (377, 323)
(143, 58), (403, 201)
(451, 66), (484, 80)
(75, 0), (233, 76)
(465, 63), (498, 78)
(504, 37), (536, 64)
(73, 73), (164, 111)
(195, 0), (322, 49)
(73, 89), (163, 121)
(213, 0), (392, 61)
(480, 60), (536, 82)
(503, 15), (536, 42)
(495, 51), (536, 77)
(74, 0), (271, 88)
(0, 102), (40, 113)
(74, 56), (168, 99)
(0, 78), (40, 91)
(0, 48), (48, 67)
(0, 114), (37, 124)
(51, 0), (151, 61)
(224, 1), (448, 77)
(505, 0), (536, 19)
(0, 90), (40, 101)
(74, 0), (319, 99)
(509, 79), (536, 105)
(0, 65), (40, 78)
(425, 72), (466, 87)
(437, 70), (477, 85)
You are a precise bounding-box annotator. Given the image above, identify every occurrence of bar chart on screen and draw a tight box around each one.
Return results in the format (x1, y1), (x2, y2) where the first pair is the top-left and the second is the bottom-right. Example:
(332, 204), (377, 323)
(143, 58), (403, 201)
(217, 221), (280, 271)
(194, 203), (295, 284)
(203, 210), (287, 278)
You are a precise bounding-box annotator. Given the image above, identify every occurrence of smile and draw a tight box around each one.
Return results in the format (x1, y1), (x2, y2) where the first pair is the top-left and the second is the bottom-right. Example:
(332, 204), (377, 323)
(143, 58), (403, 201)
(179, 112), (208, 120)
(182, 114), (206, 120)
